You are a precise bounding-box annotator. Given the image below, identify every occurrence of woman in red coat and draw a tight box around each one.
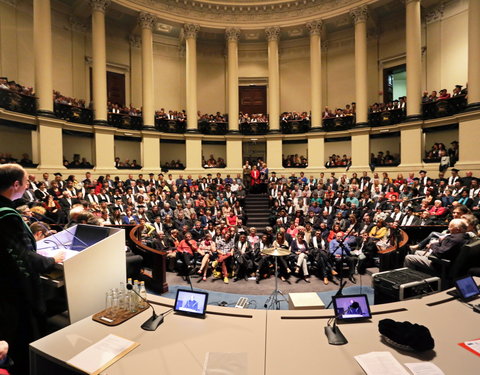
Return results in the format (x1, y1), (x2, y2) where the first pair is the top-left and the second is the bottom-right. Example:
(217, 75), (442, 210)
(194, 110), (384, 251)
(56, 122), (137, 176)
(250, 165), (260, 193)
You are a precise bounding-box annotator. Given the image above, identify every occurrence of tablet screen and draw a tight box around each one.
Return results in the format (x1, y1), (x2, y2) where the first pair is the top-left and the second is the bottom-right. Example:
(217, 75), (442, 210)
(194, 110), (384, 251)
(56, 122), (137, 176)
(332, 294), (371, 321)
(174, 289), (209, 317)
(455, 276), (480, 300)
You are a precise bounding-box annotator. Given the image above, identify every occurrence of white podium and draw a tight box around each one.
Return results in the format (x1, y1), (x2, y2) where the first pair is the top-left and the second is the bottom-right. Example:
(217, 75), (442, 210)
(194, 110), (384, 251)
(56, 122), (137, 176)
(37, 224), (126, 323)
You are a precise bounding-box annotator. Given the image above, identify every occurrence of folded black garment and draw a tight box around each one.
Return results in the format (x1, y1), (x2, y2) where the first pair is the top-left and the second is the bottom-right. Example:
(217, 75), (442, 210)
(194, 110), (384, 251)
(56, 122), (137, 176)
(378, 319), (435, 352)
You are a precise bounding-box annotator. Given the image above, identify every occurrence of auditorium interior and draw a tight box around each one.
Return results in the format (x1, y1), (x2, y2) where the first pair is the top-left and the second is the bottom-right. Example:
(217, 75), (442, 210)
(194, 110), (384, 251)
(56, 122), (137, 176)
(1, 0), (480, 374)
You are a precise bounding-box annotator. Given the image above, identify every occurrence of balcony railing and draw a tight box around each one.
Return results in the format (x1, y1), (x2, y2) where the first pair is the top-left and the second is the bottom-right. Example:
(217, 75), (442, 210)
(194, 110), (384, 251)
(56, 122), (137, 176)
(155, 118), (187, 133)
(239, 121), (269, 135)
(0, 89), (36, 115)
(54, 103), (93, 124)
(198, 120), (228, 135)
(280, 119), (311, 134)
(322, 116), (355, 131)
(108, 113), (143, 130)
(422, 95), (467, 119)
(368, 109), (405, 127)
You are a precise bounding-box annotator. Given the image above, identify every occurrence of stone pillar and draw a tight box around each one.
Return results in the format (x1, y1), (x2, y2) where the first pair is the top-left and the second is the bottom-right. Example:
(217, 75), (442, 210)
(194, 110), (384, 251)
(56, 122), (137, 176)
(226, 28), (241, 133)
(226, 137), (243, 170)
(141, 132), (160, 170)
(307, 136), (325, 169)
(94, 127), (115, 170)
(350, 6), (368, 126)
(184, 24), (200, 132)
(405, 0), (422, 120)
(467, 0), (480, 110)
(89, 0), (110, 125)
(33, 0), (54, 116)
(351, 131), (370, 169)
(185, 136), (202, 169)
(306, 20), (323, 131)
(400, 125), (423, 167)
(267, 137), (283, 170)
(138, 12), (156, 128)
(265, 27), (281, 132)
(129, 35), (142, 109)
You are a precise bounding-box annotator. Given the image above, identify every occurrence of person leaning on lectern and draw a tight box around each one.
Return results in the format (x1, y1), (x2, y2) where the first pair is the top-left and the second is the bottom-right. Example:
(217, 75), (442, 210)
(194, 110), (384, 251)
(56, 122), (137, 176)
(0, 164), (64, 375)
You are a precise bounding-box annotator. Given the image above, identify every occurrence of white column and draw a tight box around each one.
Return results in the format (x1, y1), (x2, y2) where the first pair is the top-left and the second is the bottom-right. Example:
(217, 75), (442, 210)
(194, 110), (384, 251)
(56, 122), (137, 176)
(467, 0), (480, 110)
(89, 0), (110, 125)
(265, 26), (281, 132)
(350, 6), (368, 126)
(34, 0), (54, 116)
(306, 20), (323, 130)
(226, 28), (241, 133)
(138, 12), (156, 128)
(405, 0), (422, 119)
(184, 24), (200, 132)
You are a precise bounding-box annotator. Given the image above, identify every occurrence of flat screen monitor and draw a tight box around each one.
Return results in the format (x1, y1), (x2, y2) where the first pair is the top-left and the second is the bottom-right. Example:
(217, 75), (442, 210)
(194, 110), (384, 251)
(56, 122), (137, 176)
(71, 225), (110, 251)
(332, 294), (371, 321)
(454, 276), (480, 301)
(174, 289), (209, 318)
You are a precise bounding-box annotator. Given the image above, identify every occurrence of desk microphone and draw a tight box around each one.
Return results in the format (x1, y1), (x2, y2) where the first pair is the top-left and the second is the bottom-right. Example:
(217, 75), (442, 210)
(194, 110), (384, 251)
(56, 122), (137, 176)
(126, 283), (164, 331)
(22, 215), (65, 250)
(324, 302), (359, 345)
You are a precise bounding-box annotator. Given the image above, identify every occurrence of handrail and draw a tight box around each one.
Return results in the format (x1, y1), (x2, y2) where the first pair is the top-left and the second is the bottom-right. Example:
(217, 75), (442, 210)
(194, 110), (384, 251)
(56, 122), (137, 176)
(129, 224), (168, 294)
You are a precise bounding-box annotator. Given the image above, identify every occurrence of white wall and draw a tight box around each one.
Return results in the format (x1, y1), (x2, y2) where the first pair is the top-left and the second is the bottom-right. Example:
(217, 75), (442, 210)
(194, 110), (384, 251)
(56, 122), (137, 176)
(114, 140), (141, 164)
(425, 0), (468, 93)
(0, 126), (32, 160)
(161, 142), (186, 166)
(282, 143), (308, 159)
(62, 134), (94, 164)
(424, 128), (458, 151)
(324, 140), (351, 159)
(280, 39), (310, 112)
(202, 143), (226, 164)
(370, 136), (401, 160)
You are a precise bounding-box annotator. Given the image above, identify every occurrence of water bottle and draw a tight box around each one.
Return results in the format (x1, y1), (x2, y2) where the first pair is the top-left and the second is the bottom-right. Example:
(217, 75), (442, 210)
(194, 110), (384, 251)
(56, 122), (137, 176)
(139, 281), (148, 309)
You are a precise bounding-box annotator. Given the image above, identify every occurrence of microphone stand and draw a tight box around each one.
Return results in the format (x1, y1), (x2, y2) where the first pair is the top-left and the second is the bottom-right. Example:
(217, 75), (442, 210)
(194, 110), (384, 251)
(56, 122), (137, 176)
(326, 224), (356, 309)
(126, 283), (165, 331)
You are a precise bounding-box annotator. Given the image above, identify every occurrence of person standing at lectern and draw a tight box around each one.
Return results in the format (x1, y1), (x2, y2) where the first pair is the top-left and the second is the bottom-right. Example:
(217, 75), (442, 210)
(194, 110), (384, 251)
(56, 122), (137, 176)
(0, 164), (63, 374)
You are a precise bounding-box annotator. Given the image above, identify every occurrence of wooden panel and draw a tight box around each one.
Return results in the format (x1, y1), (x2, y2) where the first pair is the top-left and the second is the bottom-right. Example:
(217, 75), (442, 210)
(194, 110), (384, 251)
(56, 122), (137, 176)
(239, 86), (267, 115)
(107, 71), (126, 107)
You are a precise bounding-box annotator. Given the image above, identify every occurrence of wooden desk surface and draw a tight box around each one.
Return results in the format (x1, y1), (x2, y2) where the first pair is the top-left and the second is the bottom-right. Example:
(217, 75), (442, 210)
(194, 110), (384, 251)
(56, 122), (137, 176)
(31, 296), (267, 375)
(266, 290), (480, 375)
(31, 290), (480, 375)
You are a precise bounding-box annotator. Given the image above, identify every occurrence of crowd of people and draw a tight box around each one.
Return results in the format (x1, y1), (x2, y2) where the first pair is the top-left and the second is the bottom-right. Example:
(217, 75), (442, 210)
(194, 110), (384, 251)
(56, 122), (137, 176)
(114, 157), (142, 169)
(370, 150), (399, 167)
(11, 165), (480, 287)
(424, 141), (459, 168)
(202, 154), (226, 168)
(422, 84), (467, 103)
(282, 154), (308, 168)
(325, 154), (351, 168)
(63, 154), (93, 169)
(281, 112), (310, 121)
(54, 91), (87, 109)
(0, 76), (34, 96)
(0, 153), (34, 167)
(322, 103), (356, 119)
(161, 160), (185, 170)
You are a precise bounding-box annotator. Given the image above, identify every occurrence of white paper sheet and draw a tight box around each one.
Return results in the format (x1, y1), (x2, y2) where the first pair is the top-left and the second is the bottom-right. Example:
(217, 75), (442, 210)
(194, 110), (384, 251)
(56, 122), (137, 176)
(202, 352), (248, 375)
(461, 339), (480, 355)
(404, 362), (445, 375)
(67, 334), (137, 374)
(354, 351), (410, 375)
